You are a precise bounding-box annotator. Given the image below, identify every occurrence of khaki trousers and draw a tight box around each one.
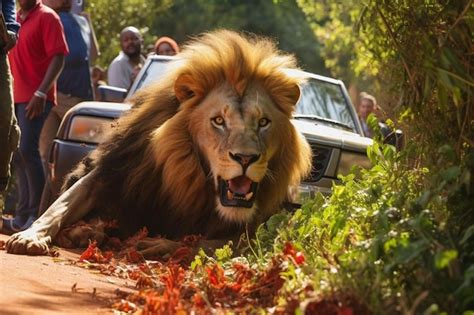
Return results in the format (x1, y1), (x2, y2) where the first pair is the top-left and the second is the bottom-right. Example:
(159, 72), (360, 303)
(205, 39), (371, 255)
(0, 54), (20, 192)
(39, 92), (84, 169)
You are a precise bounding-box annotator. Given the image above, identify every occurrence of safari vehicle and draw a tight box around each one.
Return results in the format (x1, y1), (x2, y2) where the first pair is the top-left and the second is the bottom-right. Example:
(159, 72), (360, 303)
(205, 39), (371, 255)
(40, 55), (372, 212)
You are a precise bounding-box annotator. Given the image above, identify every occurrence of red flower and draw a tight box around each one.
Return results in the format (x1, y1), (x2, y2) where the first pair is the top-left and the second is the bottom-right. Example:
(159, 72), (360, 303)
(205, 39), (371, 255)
(283, 242), (305, 265)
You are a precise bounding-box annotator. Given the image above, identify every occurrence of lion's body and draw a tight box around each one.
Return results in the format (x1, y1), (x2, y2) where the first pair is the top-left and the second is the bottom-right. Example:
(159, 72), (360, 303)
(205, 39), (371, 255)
(7, 30), (312, 256)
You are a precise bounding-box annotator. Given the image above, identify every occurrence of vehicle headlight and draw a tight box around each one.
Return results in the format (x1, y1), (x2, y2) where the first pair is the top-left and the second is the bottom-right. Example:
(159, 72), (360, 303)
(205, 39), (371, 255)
(67, 116), (113, 144)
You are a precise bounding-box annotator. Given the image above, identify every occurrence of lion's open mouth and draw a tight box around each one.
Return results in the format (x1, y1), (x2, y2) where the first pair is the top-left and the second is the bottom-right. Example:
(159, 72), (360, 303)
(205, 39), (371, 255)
(219, 176), (258, 208)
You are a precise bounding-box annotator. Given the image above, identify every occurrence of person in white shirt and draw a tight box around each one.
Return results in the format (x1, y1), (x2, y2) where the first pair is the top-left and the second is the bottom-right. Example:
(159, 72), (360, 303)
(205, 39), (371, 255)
(358, 92), (379, 138)
(107, 26), (145, 90)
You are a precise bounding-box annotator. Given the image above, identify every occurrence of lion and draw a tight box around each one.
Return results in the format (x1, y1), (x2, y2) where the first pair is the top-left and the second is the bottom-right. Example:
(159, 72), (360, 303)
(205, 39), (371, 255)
(6, 30), (312, 258)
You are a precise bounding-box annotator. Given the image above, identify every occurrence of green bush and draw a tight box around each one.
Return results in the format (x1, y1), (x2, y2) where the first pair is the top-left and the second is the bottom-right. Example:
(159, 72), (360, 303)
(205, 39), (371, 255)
(248, 139), (473, 314)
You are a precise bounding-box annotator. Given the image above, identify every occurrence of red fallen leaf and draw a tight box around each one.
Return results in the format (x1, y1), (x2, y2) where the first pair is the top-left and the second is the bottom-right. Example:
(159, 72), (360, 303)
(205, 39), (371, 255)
(102, 251), (114, 262)
(231, 262), (254, 294)
(138, 263), (152, 274)
(79, 240), (98, 261)
(169, 246), (193, 265)
(192, 292), (206, 308)
(206, 264), (226, 289)
(283, 242), (305, 265)
(283, 242), (296, 256)
(128, 270), (142, 281)
(229, 283), (242, 293)
(112, 299), (137, 313)
(126, 249), (143, 263)
(79, 240), (113, 263)
(136, 275), (154, 289)
(246, 255), (286, 305)
(123, 227), (149, 247)
(132, 265), (186, 314)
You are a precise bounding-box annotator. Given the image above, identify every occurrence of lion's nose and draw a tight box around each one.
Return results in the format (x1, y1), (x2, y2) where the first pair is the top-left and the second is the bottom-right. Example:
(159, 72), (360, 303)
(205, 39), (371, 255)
(229, 153), (260, 171)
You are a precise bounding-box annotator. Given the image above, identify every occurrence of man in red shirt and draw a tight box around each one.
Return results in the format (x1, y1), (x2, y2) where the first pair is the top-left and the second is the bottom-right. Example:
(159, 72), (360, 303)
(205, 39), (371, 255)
(3, 0), (68, 233)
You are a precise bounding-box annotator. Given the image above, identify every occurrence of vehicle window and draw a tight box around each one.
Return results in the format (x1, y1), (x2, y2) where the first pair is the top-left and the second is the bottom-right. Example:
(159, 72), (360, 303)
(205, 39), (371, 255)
(131, 60), (171, 95)
(296, 79), (356, 131)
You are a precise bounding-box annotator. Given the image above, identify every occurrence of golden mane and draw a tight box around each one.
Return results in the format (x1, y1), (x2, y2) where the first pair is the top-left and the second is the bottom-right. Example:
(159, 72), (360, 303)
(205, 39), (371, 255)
(69, 30), (312, 238)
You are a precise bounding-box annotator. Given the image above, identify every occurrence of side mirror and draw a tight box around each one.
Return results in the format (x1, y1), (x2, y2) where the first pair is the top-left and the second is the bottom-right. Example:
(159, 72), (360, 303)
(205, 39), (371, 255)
(379, 122), (404, 151)
(98, 85), (127, 103)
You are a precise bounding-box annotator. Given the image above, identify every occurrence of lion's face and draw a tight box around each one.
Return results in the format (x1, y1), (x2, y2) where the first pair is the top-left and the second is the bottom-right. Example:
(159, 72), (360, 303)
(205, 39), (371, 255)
(187, 83), (289, 222)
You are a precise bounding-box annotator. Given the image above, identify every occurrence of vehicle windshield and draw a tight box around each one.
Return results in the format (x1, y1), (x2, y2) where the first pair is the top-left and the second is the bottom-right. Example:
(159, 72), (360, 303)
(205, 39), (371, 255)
(130, 58), (173, 94)
(295, 78), (357, 132)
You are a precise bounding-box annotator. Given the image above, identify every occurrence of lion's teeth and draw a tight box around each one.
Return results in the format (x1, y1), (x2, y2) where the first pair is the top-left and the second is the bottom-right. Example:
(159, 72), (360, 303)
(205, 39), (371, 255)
(245, 192), (253, 200)
(227, 190), (234, 200)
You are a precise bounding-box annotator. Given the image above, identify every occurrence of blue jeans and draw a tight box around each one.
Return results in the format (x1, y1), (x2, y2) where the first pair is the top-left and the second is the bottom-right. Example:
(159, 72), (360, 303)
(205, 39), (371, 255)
(10, 101), (52, 228)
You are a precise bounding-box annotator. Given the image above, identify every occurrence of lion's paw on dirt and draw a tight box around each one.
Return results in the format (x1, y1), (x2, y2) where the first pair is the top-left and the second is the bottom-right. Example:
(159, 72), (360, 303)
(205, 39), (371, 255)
(6, 230), (51, 255)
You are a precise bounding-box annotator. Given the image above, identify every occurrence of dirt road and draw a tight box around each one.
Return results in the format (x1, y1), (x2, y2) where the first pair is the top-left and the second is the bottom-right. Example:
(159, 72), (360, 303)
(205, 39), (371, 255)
(0, 233), (134, 315)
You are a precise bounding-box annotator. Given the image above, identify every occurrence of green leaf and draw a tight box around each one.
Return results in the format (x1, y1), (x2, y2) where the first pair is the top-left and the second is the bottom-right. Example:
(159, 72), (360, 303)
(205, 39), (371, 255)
(394, 239), (429, 265)
(215, 243), (233, 262)
(266, 213), (289, 233)
(434, 249), (458, 270)
(441, 166), (460, 182)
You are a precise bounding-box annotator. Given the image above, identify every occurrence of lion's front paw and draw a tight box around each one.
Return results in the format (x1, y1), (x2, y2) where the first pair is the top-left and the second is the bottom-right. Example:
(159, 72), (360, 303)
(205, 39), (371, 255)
(135, 238), (181, 259)
(6, 229), (52, 255)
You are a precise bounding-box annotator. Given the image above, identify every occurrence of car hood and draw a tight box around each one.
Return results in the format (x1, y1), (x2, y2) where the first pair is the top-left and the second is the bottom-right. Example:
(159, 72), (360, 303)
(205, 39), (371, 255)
(68, 101), (132, 119)
(291, 119), (373, 153)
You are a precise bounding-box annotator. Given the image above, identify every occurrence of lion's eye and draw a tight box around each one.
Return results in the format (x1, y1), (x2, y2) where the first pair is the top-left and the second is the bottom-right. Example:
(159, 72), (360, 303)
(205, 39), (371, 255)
(211, 116), (225, 127)
(258, 118), (271, 128)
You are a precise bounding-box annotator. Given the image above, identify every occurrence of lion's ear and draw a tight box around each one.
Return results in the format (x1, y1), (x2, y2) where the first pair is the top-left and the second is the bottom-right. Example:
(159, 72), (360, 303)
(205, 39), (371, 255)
(288, 83), (301, 108)
(175, 74), (200, 103)
(278, 83), (301, 115)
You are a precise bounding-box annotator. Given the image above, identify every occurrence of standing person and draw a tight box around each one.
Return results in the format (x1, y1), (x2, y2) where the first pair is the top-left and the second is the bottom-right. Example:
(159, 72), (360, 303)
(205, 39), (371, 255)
(3, 0), (68, 233)
(0, 0), (21, 228)
(91, 65), (106, 100)
(107, 26), (145, 90)
(358, 92), (378, 138)
(39, 0), (99, 210)
(154, 36), (179, 56)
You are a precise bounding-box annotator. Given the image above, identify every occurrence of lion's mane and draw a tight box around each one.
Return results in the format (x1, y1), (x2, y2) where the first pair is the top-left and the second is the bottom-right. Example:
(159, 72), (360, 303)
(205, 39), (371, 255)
(65, 30), (312, 240)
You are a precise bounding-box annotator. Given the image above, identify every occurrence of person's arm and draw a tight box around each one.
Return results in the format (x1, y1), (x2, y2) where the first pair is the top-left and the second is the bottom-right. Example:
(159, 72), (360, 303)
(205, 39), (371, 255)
(79, 12), (100, 63)
(2, 0), (20, 34)
(26, 54), (65, 120)
(2, 0), (20, 52)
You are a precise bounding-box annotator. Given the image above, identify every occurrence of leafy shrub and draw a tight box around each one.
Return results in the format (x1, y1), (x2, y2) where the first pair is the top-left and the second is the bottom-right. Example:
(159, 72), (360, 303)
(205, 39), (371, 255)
(248, 139), (473, 314)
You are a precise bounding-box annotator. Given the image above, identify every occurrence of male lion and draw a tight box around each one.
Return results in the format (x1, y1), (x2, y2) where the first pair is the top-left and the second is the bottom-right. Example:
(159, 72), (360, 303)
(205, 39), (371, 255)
(6, 30), (312, 257)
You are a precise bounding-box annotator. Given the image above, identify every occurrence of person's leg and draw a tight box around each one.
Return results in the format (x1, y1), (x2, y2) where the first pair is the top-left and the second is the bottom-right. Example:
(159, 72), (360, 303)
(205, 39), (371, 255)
(0, 54), (20, 231)
(4, 101), (53, 231)
(39, 103), (62, 175)
(39, 92), (83, 174)
(0, 55), (20, 193)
